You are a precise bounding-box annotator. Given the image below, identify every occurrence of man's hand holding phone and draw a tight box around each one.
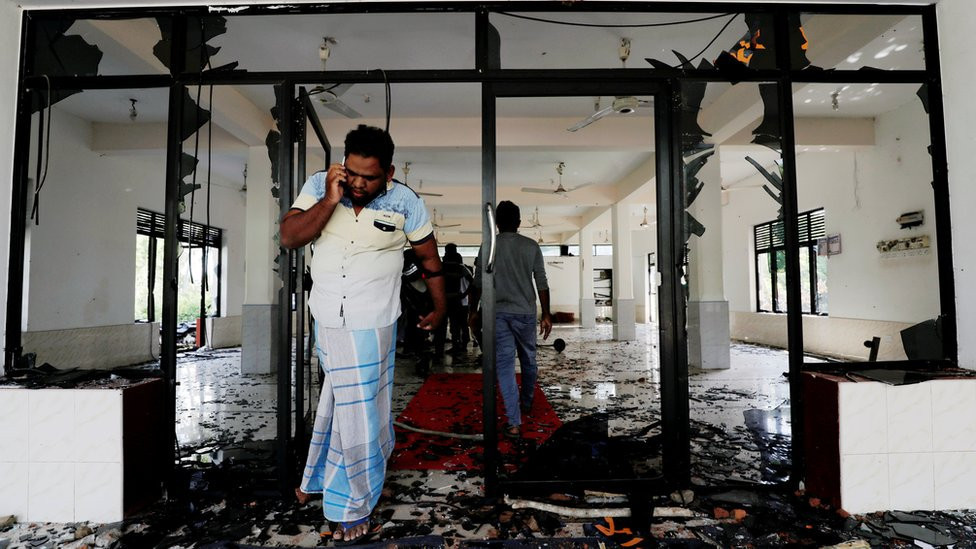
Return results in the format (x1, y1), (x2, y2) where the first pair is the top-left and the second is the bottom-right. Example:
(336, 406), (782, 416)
(324, 159), (347, 206)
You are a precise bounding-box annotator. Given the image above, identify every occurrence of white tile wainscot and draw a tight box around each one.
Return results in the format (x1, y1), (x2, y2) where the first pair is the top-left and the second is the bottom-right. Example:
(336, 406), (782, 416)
(0, 378), (165, 522)
(803, 372), (976, 514)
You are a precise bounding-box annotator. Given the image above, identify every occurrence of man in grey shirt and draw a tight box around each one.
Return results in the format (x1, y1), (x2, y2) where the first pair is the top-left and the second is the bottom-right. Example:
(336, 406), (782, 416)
(470, 200), (552, 439)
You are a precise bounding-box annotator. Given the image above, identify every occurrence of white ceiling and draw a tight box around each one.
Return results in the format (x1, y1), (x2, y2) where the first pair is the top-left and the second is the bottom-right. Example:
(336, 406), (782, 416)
(44, 4), (929, 242)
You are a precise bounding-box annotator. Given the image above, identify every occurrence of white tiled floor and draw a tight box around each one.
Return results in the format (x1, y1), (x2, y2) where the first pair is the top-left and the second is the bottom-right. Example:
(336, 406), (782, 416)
(172, 323), (797, 485)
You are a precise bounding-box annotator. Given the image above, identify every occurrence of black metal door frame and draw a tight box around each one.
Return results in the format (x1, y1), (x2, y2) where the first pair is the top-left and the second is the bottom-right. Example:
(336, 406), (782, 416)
(276, 85), (333, 492)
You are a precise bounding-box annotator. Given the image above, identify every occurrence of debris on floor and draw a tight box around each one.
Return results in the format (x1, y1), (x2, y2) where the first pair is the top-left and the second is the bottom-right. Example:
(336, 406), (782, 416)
(4, 326), (976, 548)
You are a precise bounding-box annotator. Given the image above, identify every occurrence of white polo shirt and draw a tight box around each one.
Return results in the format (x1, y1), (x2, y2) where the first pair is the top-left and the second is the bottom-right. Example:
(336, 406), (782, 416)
(290, 172), (433, 330)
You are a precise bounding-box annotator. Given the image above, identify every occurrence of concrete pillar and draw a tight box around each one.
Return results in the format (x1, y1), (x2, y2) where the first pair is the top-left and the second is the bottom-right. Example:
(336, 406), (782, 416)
(578, 228), (596, 328)
(611, 203), (636, 341)
(686, 148), (730, 369)
(241, 146), (280, 375)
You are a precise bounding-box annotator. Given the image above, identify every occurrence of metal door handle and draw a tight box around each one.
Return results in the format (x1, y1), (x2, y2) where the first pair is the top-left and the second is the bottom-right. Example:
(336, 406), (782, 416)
(486, 202), (497, 273)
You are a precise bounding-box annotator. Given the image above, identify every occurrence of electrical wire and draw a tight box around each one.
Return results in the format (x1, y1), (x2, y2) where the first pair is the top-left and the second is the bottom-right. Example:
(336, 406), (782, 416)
(203, 75), (214, 326)
(33, 98), (44, 222)
(496, 11), (733, 28)
(379, 69), (391, 132)
(683, 13), (740, 67)
(30, 75), (52, 225)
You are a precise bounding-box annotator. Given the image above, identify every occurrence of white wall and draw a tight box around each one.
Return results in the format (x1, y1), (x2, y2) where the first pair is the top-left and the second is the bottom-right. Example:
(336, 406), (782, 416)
(543, 255), (580, 316)
(722, 99), (940, 325)
(939, 0), (976, 369)
(23, 107), (247, 332)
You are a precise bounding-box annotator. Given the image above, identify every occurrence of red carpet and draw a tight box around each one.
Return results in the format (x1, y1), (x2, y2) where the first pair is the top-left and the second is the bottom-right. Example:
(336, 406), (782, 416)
(389, 373), (562, 470)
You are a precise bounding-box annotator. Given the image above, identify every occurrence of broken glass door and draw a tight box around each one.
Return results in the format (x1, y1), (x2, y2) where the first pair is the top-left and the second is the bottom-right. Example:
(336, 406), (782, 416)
(681, 78), (794, 486)
(489, 89), (665, 494)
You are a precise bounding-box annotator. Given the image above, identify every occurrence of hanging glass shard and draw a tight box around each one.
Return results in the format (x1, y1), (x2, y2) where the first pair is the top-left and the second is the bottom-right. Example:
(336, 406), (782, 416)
(153, 16), (228, 73)
(30, 19), (103, 112)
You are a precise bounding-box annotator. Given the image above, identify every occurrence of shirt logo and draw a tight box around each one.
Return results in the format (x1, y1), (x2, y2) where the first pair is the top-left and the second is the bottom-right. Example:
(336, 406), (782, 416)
(373, 219), (396, 232)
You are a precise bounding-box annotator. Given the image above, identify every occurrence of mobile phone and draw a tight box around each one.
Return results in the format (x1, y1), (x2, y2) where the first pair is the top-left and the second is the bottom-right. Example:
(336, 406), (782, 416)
(339, 155), (351, 197)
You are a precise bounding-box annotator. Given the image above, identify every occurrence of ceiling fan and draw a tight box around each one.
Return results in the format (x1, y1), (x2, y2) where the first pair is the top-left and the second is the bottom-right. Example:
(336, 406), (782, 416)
(401, 162), (442, 197)
(308, 83), (362, 118)
(567, 96), (651, 132)
(526, 207), (546, 229)
(521, 162), (592, 197)
(567, 39), (650, 132)
(431, 208), (460, 229)
(307, 38), (362, 118)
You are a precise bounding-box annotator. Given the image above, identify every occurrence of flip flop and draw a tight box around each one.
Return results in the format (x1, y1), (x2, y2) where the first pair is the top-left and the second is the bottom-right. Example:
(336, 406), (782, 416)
(333, 515), (379, 546)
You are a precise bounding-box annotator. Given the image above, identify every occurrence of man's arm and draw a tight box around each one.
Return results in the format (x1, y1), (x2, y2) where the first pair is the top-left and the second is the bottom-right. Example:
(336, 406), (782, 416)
(280, 163), (345, 249)
(411, 238), (447, 330)
(533, 246), (552, 340)
(538, 288), (552, 340)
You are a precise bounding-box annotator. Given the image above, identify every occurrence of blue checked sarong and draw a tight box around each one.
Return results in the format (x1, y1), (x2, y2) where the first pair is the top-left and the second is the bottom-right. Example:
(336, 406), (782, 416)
(300, 322), (397, 522)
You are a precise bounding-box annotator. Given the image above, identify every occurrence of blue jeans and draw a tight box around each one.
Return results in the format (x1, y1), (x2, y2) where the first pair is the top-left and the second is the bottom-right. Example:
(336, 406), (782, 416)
(495, 312), (538, 426)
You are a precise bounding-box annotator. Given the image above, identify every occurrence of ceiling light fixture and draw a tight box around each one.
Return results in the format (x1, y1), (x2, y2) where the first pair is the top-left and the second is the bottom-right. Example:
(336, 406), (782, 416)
(619, 37), (631, 68)
(128, 98), (138, 121)
(319, 36), (336, 69)
(640, 206), (650, 228)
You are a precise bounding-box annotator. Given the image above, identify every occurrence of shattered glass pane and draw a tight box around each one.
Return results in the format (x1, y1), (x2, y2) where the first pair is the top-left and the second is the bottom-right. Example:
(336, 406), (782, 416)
(491, 12), (774, 72)
(794, 83), (940, 362)
(796, 13), (924, 71)
(28, 18), (103, 111)
(155, 16), (230, 74)
(60, 18), (170, 76)
(681, 76), (792, 483)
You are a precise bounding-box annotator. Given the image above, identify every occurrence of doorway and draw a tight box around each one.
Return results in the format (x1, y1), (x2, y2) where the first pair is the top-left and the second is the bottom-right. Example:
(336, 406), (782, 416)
(483, 81), (682, 497)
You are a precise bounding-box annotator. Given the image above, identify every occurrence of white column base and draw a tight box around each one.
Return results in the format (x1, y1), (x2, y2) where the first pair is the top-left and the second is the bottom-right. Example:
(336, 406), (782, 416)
(612, 298), (636, 341)
(688, 300), (730, 370)
(579, 298), (596, 328)
(241, 304), (278, 375)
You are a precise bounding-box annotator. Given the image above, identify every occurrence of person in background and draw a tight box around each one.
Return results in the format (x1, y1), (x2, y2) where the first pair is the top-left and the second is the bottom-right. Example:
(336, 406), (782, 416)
(434, 243), (474, 356)
(469, 200), (552, 439)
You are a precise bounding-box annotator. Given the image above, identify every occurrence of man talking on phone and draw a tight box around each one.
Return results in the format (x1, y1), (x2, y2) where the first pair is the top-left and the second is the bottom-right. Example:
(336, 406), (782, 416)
(281, 124), (446, 545)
